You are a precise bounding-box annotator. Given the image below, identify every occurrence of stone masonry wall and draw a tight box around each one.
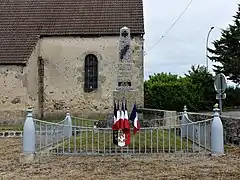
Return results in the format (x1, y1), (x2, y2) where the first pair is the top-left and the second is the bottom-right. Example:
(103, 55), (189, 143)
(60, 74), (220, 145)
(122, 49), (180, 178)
(0, 41), (40, 124)
(0, 35), (144, 123)
(221, 116), (240, 145)
(188, 113), (240, 145)
(39, 36), (144, 119)
(0, 65), (27, 124)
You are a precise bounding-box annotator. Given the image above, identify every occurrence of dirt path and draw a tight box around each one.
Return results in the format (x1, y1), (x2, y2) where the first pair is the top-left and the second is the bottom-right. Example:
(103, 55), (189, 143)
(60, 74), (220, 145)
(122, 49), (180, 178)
(0, 138), (240, 180)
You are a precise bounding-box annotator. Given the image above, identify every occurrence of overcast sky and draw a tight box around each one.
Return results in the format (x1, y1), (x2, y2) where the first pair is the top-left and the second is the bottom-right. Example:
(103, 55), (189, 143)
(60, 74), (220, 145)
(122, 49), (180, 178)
(143, 0), (239, 84)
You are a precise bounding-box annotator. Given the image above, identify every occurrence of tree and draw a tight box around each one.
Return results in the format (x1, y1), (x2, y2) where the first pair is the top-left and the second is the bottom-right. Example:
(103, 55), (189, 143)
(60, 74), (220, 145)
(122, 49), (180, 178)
(144, 65), (240, 112)
(185, 65), (215, 110)
(208, 4), (240, 85)
(144, 73), (198, 111)
(147, 72), (184, 84)
(144, 66), (216, 111)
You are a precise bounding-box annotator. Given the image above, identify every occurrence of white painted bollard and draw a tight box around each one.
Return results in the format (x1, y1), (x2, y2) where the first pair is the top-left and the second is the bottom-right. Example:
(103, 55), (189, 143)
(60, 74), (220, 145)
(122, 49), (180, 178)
(23, 107), (36, 154)
(211, 104), (224, 156)
(181, 105), (188, 137)
(20, 107), (36, 163)
(64, 109), (72, 138)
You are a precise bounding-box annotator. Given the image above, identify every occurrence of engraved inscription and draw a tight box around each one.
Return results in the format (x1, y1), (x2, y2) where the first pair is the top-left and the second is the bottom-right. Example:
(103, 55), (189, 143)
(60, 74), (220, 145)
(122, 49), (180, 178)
(118, 63), (132, 71)
(117, 76), (132, 83)
(117, 71), (132, 77)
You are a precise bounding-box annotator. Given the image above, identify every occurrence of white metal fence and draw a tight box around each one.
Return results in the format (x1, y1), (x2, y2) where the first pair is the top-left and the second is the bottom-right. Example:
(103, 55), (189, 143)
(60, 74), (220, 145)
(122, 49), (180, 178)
(181, 115), (212, 151)
(22, 104), (225, 160)
(34, 117), (72, 151)
(50, 123), (213, 156)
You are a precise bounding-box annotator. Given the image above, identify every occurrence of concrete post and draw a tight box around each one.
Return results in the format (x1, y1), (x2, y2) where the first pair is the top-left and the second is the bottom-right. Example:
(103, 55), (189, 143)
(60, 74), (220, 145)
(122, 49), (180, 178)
(23, 107), (36, 154)
(211, 103), (224, 156)
(20, 107), (36, 163)
(181, 105), (188, 137)
(64, 108), (72, 138)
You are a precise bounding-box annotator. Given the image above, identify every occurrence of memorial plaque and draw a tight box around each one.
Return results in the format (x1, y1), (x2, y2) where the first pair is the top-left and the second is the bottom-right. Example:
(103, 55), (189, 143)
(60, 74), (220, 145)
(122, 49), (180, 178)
(118, 63), (132, 71)
(118, 71), (132, 77)
(117, 76), (132, 82)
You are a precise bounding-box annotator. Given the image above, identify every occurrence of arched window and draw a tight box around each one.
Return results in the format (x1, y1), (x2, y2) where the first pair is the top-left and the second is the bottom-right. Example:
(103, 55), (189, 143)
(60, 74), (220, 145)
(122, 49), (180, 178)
(84, 54), (98, 92)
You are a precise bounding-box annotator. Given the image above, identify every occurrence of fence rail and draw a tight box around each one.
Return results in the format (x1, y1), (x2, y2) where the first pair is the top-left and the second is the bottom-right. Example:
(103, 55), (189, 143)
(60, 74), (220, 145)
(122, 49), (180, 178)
(21, 104), (225, 160)
(181, 116), (212, 151)
(34, 118), (72, 151)
(50, 122), (212, 155)
(179, 111), (240, 146)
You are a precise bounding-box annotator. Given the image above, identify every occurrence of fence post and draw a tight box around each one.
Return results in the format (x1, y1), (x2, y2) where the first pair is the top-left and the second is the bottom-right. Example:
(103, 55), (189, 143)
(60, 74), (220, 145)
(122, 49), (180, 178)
(181, 105), (188, 137)
(64, 108), (72, 137)
(211, 103), (224, 156)
(21, 107), (36, 163)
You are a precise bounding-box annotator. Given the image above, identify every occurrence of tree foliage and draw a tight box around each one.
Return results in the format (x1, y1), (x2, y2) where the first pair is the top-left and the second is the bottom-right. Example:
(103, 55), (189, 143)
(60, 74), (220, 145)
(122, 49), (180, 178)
(185, 65), (216, 110)
(208, 4), (240, 85)
(144, 65), (240, 112)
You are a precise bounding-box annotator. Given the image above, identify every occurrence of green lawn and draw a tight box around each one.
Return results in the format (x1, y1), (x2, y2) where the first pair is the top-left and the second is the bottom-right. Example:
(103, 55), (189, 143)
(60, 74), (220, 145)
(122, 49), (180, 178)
(0, 124), (23, 131)
(61, 128), (193, 153)
(71, 117), (103, 127)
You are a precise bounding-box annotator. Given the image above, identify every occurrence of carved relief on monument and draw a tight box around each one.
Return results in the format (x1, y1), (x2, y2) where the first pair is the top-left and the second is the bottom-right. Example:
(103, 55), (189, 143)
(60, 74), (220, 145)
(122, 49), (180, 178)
(119, 26), (131, 62)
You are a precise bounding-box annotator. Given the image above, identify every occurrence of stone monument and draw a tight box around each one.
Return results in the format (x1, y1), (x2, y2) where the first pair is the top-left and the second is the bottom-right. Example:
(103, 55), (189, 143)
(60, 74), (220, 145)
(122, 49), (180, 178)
(113, 26), (138, 111)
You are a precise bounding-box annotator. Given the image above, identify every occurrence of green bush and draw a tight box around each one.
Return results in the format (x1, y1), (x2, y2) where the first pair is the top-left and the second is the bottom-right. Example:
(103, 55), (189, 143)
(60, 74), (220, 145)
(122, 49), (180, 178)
(144, 65), (240, 112)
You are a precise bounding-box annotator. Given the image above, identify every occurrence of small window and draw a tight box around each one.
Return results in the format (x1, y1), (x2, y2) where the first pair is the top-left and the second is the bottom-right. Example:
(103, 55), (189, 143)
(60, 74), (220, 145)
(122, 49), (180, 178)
(84, 54), (98, 92)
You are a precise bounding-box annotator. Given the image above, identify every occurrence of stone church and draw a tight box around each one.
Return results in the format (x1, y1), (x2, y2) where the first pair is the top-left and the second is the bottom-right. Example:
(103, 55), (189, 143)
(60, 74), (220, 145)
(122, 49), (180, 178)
(0, 0), (145, 123)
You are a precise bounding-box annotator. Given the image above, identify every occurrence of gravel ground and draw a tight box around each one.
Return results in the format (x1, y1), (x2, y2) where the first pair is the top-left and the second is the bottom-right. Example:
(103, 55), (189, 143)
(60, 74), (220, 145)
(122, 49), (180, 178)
(0, 138), (240, 180)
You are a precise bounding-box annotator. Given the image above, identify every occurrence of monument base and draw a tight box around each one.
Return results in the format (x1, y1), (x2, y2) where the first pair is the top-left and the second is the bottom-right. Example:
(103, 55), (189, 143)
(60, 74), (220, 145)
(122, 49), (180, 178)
(19, 153), (36, 164)
(113, 89), (143, 110)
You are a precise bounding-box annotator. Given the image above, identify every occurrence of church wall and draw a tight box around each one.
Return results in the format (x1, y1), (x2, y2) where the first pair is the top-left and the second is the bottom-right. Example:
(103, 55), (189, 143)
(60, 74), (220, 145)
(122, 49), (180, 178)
(0, 35), (144, 124)
(0, 65), (27, 124)
(39, 36), (144, 119)
(0, 40), (41, 124)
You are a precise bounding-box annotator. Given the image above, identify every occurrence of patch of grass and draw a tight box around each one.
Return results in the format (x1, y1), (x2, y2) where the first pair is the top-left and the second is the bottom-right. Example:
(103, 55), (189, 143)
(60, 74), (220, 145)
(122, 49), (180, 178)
(62, 128), (193, 153)
(0, 124), (23, 131)
(71, 118), (102, 127)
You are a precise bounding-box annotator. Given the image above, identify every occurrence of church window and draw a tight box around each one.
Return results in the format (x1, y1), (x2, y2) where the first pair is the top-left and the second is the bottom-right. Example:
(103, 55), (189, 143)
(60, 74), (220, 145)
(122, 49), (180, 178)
(84, 54), (98, 92)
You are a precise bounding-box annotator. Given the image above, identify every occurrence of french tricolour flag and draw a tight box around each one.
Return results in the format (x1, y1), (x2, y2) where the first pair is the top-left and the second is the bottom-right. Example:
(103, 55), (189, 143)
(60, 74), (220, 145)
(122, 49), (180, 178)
(118, 102), (125, 129)
(112, 101), (120, 130)
(129, 104), (140, 134)
(123, 102), (131, 145)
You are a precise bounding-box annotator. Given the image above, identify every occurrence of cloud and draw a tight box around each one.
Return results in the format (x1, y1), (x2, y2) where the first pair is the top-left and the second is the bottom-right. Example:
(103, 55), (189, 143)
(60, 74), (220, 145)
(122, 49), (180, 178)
(143, 0), (239, 80)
